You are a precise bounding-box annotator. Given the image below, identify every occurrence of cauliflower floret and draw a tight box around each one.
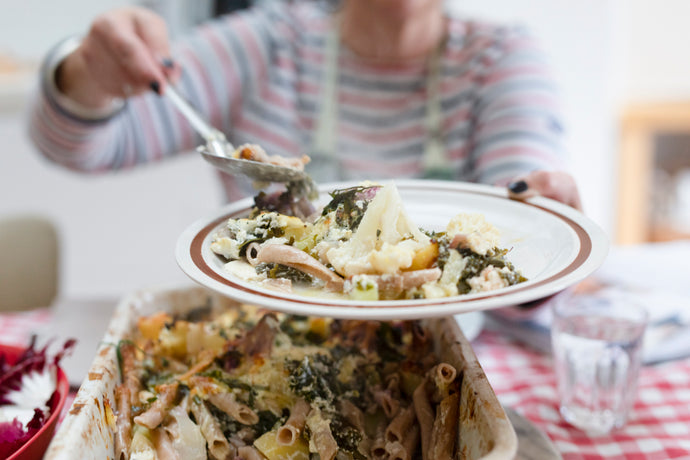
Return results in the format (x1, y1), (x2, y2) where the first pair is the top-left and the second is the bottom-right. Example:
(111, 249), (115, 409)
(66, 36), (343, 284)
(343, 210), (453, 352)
(326, 183), (431, 277)
(446, 213), (500, 256)
(467, 266), (510, 293)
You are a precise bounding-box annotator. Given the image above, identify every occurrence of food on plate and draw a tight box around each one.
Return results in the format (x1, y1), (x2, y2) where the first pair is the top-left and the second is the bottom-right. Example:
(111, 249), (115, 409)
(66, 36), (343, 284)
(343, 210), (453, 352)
(232, 144), (310, 172)
(210, 182), (526, 300)
(0, 337), (74, 458)
(113, 305), (462, 460)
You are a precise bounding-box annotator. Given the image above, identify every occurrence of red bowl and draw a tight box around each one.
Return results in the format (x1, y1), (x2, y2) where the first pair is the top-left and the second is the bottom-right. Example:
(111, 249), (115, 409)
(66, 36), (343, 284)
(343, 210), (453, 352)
(1, 343), (69, 460)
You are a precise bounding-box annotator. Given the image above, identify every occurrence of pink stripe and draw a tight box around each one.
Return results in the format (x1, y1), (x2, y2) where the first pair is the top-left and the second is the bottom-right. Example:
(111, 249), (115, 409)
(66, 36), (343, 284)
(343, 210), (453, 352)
(442, 106), (471, 132)
(41, 98), (96, 140)
(297, 79), (320, 96)
(339, 90), (425, 111)
(197, 23), (246, 127)
(475, 145), (561, 169)
(236, 117), (299, 153)
(440, 76), (475, 98)
(299, 47), (325, 66)
(339, 123), (425, 144)
(446, 145), (469, 161)
(483, 93), (559, 113)
(340, 56), (426, 76)
(181, 45), (222, 131)
(484, 66), (550, 85)
(445, 36), (494, 62)
(235, 15), (267, 81)
(132, 98), (162, 162)
(275, 54), (296, 72)
(34, 102), (84, 155)
(477, 117), (550, 136)
(201, 23), (244, 105)
(341, 156), (421, 176)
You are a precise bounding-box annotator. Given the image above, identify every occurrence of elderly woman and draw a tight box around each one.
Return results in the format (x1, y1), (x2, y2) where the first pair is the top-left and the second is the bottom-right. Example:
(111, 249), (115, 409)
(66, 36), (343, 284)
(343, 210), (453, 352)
(30, 0), (580, 208)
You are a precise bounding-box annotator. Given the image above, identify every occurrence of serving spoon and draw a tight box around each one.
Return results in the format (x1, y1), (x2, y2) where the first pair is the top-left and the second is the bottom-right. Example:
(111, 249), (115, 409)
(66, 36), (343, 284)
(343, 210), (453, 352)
(163, 84), (308, 183)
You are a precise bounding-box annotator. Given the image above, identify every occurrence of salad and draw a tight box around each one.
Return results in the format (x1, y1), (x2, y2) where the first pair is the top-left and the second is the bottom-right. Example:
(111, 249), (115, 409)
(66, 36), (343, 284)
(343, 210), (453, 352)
(210, 182), (526, 301)
(0, 337), (74, 458)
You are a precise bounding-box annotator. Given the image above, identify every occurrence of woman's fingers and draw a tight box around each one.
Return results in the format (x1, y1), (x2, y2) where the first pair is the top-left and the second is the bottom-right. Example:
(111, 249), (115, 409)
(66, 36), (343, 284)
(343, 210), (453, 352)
(58, 6), (173, 105)
(90, 8), (169, 96)
(132, 9), (181, 88)
(507, 170), (583, 211)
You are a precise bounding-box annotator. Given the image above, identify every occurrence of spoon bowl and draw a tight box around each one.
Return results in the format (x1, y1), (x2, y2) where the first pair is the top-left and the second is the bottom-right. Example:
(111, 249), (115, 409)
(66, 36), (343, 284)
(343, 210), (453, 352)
(164, 85), (306, 183)
(198, 146), (308, 183)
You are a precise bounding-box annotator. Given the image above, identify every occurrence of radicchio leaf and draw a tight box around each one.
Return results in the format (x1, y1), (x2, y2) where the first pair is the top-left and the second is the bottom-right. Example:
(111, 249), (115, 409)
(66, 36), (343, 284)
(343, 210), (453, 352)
(0, 337), (75, 458)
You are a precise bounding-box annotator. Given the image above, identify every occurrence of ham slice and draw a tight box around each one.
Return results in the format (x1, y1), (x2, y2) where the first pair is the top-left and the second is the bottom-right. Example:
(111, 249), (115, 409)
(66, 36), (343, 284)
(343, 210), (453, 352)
(254, 244), (344, 291)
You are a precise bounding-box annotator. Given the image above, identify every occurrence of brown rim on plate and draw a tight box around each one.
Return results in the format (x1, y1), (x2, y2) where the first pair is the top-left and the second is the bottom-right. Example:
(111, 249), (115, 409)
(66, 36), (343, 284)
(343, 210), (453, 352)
(188, 184), (592, 308)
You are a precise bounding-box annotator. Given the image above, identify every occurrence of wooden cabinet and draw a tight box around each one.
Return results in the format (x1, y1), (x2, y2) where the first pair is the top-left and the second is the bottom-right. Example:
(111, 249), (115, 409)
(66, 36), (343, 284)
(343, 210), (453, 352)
(618, 102), (690, 244)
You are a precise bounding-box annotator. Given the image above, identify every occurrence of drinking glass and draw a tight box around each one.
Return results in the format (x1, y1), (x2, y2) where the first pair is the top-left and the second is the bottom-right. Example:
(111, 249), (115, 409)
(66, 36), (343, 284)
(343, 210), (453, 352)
(551, 288), (648, 434)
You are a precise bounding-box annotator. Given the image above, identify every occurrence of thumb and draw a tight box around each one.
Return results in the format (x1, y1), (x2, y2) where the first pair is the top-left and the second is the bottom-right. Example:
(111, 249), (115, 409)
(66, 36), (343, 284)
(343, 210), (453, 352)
(507, 170), (583, 211)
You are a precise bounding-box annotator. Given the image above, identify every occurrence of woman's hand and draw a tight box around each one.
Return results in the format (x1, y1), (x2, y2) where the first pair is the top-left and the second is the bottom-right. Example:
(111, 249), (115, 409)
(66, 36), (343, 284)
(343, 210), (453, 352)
(507, 170), (582, 211)
(55, 7), (180, 110)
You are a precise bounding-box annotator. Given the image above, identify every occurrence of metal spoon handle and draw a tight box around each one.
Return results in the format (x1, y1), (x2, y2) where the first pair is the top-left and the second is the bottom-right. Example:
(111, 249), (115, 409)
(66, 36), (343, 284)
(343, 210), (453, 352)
(164, 85), (230, 146)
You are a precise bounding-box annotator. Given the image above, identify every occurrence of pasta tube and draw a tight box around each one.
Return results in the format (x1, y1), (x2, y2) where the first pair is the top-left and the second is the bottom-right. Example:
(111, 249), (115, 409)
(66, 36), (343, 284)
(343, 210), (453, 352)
(190, 398), (235, 460)
(276, 398), (311, 445)
(429, 393), (459, 460)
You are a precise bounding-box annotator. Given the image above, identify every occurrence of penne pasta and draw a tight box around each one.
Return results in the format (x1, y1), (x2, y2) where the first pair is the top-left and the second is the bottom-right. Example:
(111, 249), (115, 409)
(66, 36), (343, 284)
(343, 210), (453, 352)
(385, 405), (416, 444)
(276, 398), (310, 446)
(151, 427), (179, 460)
(306, 408), (338, 460)
(237, 445), (268, 460)
(429, 363), (458, 403)
(190, 398), (235, 460)
(208, 392), (260, 426)
(117, 306), (467, 460)
(413, 380), (434, 460)
(119, 341), (142, 407)
(429, 393), (459, 460)
(114, 385), (132, 460)
(338, 399), (365, 434)
(369, 423), (388, 460)
(373, 388), (400, 419)
(385, 423), (419, 460)
(134, 382), (179, 429)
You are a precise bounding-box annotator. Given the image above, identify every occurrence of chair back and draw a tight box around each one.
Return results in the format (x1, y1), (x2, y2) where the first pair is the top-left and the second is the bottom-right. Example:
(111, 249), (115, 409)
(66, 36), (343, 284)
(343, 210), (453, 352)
(0, 214), (59, 311)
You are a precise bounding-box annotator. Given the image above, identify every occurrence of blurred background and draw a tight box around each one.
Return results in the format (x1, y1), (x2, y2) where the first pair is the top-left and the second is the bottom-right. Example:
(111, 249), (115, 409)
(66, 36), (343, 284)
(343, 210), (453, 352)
(1, 0), (689, 300)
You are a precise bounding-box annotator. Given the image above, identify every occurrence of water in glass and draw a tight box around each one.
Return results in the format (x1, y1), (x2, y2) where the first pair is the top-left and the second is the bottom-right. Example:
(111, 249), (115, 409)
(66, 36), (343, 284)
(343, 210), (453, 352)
(551, 293), (647, 434)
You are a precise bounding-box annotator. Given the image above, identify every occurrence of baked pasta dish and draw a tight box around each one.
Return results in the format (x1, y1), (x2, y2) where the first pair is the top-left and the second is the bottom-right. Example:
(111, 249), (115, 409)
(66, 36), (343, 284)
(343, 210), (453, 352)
(115, 305), (463, 460)
(210, 182), (526, 300)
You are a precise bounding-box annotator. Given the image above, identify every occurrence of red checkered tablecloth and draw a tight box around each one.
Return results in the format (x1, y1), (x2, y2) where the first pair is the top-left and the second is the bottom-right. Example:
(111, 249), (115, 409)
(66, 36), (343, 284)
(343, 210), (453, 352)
(2, 309), (690, 459)
(473, 329), (690, 460)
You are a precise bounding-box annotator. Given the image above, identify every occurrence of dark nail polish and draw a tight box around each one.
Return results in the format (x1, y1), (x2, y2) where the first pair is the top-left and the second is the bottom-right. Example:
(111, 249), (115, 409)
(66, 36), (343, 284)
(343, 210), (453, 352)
(162, 58), (175, 68)
(149, 81), (161, 95)
(508, 180), (528, 194)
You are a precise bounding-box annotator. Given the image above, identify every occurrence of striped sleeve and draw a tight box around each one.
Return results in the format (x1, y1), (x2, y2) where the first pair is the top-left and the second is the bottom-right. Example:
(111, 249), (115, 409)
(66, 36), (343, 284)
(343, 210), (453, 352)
(28, 4), (284, 173)
(468, 25), (567, 186)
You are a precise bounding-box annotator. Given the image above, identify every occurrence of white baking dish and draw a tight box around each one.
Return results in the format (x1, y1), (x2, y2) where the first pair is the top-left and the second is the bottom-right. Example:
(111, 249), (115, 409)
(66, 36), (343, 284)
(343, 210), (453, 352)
(44, 286), (517, 459)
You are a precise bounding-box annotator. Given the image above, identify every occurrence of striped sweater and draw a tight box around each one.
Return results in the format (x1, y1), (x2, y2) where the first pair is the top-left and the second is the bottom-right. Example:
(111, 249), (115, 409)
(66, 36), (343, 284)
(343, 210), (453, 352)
(29, 1), (566, 201)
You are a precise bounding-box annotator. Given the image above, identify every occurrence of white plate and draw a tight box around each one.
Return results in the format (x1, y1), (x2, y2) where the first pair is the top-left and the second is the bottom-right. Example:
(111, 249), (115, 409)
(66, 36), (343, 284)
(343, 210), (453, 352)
(176, 179), (609, 320)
